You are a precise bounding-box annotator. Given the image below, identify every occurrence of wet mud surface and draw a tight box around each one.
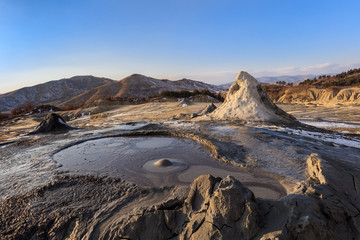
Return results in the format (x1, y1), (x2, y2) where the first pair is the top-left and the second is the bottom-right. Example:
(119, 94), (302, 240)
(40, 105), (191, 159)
(1, 119), (360, 239)
(53, 136), (287, 200)
(53, 137), (209, 185)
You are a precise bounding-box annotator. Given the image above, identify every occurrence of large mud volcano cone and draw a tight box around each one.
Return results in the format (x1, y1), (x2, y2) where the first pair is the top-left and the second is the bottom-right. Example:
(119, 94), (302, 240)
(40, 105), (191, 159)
(30, 113), (74, 134)
(208, 71), (297, 124)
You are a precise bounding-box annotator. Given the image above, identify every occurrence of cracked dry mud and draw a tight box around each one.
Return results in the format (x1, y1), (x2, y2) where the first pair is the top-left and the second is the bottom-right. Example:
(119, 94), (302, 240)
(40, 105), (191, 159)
(1, 121), (360, 239)
(1, 151), (359, 239)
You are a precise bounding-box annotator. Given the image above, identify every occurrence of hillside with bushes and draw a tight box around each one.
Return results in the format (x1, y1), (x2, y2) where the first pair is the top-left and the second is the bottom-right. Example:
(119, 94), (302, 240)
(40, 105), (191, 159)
(263, 68), (360, 105)
(299, 68), (360, 87)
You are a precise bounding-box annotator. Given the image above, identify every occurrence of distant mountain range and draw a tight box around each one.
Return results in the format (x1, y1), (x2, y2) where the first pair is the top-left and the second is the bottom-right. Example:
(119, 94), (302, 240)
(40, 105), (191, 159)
(0, 74), (224, 111)
(0, 76), (113, 112)
(0, 73), (327, 112)
(59, 74), (224, 107)
(219, 74), (318, 89)
(257, 74), (318, 83)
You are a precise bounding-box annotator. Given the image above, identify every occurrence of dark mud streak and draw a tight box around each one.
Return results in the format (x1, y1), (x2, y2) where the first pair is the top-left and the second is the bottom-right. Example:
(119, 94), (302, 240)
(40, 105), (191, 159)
(50, 126), (290, 197)
(0, 175), (137, 239)
(171, 131), (246, 168)
(257, 85), (297, 123)
(50, 130), (171, 159)
(192, 216), (206, 236)
(351, 174), (358, 196)
(0, 140), (17, 147)
(88, 196), (142, 240)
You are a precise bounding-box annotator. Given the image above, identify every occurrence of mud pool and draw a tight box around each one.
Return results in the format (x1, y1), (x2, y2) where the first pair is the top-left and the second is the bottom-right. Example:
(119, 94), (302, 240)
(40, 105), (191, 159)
(53, 136), (287, 199)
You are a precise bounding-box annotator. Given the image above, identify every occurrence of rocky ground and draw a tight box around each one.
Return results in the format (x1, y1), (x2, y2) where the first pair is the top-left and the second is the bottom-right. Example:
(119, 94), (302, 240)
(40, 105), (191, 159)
(278, 103), (360, 134)
(0, 103), (359, 239)
(1, 72), (360, 239)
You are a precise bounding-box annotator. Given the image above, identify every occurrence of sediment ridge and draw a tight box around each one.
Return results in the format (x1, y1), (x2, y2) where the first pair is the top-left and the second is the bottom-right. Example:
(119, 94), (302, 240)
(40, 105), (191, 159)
(270, 86), (360, 105)
(1, 153), (358, 239)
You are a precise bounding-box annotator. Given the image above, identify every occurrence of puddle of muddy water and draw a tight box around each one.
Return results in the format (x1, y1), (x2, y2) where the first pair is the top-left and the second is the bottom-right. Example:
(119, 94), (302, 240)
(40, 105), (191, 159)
(53, 136), (286, 199)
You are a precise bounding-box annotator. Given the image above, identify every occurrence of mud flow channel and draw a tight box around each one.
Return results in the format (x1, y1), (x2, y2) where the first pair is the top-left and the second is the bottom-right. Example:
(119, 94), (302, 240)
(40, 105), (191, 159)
(53, 136), (286, 199)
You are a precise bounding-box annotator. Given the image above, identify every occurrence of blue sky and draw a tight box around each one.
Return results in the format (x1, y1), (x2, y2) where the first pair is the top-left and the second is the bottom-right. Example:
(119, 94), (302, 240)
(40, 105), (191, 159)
(1, 0), (360, 93)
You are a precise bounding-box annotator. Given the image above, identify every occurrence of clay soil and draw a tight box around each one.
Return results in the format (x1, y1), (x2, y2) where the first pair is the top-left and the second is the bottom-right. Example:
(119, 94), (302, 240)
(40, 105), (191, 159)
(1, 102), (360, 239)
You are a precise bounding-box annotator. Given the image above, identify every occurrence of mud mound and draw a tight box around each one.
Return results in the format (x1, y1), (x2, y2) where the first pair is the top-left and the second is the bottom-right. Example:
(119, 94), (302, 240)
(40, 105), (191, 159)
(178, 99), (191, 107)
(154, 159), (173, 167)
(0, 175), (149, 240)
(206, 71), (297, 124)
(199, 103), (217, 115)
(277, 86), (360, 105)
(116, 175), (258, 239)
(107, 155), (360, 239)
(30, 113), (74, 134)
(1, 153), (359, 239)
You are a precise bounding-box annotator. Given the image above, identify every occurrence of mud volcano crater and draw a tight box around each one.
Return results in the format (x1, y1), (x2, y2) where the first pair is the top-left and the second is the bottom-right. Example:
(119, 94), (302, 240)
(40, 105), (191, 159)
(53, 136), (286, 199)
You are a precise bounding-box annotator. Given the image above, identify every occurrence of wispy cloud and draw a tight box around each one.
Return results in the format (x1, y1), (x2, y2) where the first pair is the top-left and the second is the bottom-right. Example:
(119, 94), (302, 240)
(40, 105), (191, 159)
(253, 62), (360, 77)
(163, 62), (360, 85)
(2, 62), (359, 93)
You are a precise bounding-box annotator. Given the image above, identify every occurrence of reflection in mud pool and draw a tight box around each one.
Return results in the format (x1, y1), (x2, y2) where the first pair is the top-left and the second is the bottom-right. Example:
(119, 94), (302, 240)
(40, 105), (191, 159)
(53, 136), (287, 199)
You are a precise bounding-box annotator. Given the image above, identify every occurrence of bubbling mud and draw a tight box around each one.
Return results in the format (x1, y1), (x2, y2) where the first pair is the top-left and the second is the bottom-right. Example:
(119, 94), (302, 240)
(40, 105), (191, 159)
(154, 159), (173, 167)
(143, 158), (187, 173)
(53, 136), (287, 199)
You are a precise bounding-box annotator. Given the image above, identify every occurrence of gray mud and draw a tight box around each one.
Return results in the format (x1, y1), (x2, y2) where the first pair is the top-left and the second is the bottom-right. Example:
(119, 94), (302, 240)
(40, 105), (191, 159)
(53, 136), (286, 199)
(203, 122), (360, 181)
(1, 121), (360, 239)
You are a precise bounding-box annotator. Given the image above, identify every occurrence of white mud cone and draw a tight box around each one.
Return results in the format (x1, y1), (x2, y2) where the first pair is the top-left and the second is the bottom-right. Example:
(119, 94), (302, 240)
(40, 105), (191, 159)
(205, 71), (297, 124)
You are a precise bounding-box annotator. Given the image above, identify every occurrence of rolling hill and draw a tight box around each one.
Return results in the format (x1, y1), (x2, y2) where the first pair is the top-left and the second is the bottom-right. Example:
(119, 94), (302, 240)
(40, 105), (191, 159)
(58, 74), (224, 107)
(263, 68), (360, 105)
(0, 74), (224, 111)
(0, 76), (114, 111)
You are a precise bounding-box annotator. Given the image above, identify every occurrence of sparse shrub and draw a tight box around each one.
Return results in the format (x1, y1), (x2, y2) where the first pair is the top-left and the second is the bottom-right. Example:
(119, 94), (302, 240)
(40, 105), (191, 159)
(61, 103), (84, 111)
(299, 77), (319, 86)
(10, 102), (34, 116)
(0, 111), (10, 122)
(264, 67), (360, 101)
(152, 89), (224, 102)
(104, 93), (113, 100)
(32, 105), (62, 114)
(276, 81), (287, 85)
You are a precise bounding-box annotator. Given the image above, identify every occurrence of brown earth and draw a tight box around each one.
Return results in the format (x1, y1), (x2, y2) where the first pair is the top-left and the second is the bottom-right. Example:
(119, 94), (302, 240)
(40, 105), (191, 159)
(2, 101), (360, 141)
(263, 84), (360, 106)
(59, 74), (222, 107)
(1, 153), (359, 239)
(1, 96), (360, 239)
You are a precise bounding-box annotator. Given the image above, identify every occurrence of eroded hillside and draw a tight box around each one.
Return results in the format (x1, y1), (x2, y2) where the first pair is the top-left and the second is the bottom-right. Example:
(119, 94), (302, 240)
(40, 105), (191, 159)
(263, 68), (360, 105)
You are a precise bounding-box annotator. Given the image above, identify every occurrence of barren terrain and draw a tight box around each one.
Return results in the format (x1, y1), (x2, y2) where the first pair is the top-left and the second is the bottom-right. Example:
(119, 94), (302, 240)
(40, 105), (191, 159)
(0, 99), (360, 239)
(1, 90), (360, 239)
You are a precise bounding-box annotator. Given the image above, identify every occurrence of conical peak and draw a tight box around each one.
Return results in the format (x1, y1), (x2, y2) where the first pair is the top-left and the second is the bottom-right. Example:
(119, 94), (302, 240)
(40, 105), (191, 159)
(236, 71), (257, 83)
(201, 70), (298, 124)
